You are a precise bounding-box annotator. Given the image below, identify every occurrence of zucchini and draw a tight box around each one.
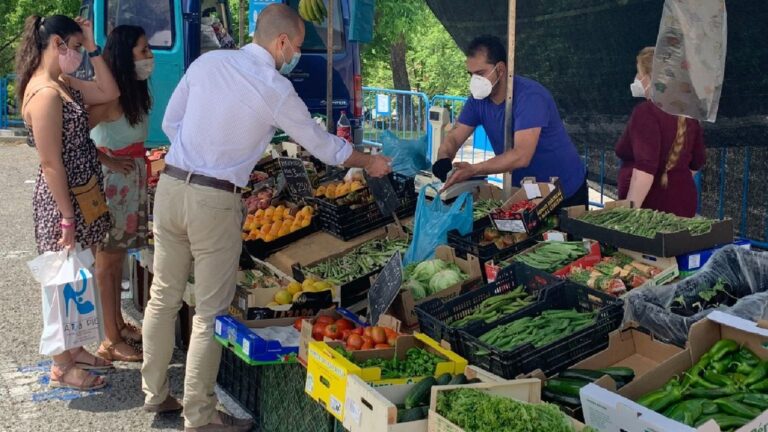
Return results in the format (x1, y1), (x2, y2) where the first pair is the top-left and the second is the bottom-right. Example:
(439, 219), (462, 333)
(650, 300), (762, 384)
(404, 377), (437, 409)
(449, 373), (468, 385)
(436, 373), (453, 386)
(559, 369), (604, 382)
(542, 388), (581, 408)
(397, 407), (427, 423)
(597, 367), (635, 383)
(545, 378), (590, 397)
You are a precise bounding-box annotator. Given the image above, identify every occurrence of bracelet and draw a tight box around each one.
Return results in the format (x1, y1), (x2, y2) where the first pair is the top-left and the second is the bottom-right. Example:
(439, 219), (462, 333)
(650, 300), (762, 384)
(61, 221), (75, 229)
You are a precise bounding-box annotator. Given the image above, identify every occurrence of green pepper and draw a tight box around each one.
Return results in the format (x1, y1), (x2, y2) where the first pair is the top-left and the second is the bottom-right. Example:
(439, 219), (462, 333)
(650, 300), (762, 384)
(645, 385), (683, 413)
(702, 371), (734, 387)
(701, 400), (719, 415)
(744, 361), (768, 387)
(736, 347), (761, 367)
(637, 388), (669, 409)
(667, 399), (704, 426)
(713, 398), (761, 419)
(742, 393), (768, 410)
(749, 379), (768, 392)
(709, 339), (740, 362)
(687, 373), (720, 390)
(695, 413), (753, 429)
(733, 360), (755, 375)
(684, 386), (740, 399)
(683, 353), (713, 387)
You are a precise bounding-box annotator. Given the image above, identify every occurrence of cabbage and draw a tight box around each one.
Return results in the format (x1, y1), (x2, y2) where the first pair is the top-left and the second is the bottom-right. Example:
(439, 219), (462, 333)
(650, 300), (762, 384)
(428, 268), (467, 294)
(412, 259), (448, 282)
(405, 278), (428, 300)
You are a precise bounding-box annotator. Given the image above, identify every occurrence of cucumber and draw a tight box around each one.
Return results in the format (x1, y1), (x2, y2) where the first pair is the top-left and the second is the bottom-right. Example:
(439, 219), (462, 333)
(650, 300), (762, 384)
(559, 369), (604, 382)
(545, 378), (591, 397)
(449, 373), (468, 385)
(404, 377), (437, 409)
(436, 373), (453, 386)
(542, 388), (581, 408)
(397, 407), (427, 423)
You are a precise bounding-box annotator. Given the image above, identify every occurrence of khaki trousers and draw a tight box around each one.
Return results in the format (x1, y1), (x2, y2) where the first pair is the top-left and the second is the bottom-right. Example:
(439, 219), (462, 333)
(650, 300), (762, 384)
(141, 174), (243, 428)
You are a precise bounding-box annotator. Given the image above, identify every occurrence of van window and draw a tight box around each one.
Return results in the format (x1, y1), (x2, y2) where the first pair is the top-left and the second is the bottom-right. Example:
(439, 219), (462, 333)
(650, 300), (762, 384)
(105, 0), (175, 49)
(285, 0), (344, 53)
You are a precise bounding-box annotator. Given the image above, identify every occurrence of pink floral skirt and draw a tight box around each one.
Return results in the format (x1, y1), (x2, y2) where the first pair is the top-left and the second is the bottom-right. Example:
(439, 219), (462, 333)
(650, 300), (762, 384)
(101, 156), (148, 251)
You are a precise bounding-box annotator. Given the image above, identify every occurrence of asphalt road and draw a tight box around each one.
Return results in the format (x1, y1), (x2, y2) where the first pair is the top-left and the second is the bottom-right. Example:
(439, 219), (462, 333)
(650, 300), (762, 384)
(0, 141), (248, 432)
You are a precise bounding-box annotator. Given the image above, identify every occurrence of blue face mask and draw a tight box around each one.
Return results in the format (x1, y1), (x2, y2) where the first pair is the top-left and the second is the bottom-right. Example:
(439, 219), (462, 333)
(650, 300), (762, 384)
(279, 38), (301, 75)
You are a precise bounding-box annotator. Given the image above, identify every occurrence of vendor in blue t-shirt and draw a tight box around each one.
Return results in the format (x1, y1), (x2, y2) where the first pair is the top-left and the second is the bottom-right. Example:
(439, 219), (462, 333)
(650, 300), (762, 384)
(435, 35), (588, 208)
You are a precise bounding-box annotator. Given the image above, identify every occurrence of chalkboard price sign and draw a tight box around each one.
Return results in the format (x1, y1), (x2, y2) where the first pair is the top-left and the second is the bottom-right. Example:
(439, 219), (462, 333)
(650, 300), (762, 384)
(365, 173), (399, 217)
(368, 251), (402, 326)
(279, 157), (313, 198)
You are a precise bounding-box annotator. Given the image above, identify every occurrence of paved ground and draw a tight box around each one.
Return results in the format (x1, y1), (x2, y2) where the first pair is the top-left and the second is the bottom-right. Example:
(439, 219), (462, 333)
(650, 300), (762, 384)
(0, 141), (247, 432)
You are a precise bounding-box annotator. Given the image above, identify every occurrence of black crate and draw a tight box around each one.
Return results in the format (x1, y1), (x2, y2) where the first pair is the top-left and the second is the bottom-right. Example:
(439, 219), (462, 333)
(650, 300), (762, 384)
(216, 349), (336, 432)
(457, 282), (624, 379)
(317, 201), (416, 242)
(415, 263), (563, 353)
(243, 222), (318, 260)
(292, 263), (377, 309)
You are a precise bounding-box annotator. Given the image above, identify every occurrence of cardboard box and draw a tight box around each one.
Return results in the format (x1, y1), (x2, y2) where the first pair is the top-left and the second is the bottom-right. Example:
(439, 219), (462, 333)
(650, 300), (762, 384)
(580, 311), (768, 432)
(214, 315), (300, 365)
(491, 177), (564, 234)
(559, 201), (734, 257)
(391, 246), (483, 327)
(342, 365), (505, 432)
(305, 333), (468, 421)
(676, 238), (751, 277)
(291, 224), (408, 309)
(618, 248), (679, 288)
(427, 380), (587, 431)
(297, 309), (399, 366)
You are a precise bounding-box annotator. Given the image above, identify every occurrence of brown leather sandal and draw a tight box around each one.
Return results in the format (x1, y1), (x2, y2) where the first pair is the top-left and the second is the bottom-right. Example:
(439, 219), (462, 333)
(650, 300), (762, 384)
(50, 361), (107, 391)
(71, 347), (113, 371)
(97, 340), (143, 362)
(120, 323), (143, 343)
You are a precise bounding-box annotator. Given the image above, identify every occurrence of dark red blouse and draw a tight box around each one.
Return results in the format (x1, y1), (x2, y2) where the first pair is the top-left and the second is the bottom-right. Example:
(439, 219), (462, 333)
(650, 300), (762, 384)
(615, 100), (706, 217)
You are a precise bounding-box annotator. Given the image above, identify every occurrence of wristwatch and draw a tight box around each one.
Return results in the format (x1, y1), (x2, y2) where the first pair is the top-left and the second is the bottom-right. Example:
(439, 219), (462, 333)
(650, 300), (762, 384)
(87, 46), (102, 58)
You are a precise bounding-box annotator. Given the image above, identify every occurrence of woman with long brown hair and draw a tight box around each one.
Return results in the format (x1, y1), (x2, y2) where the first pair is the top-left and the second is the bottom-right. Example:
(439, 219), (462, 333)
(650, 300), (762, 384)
(89, 25), (154, 363)
(17, 14), (119, 390)
(615, 47), (707, 217)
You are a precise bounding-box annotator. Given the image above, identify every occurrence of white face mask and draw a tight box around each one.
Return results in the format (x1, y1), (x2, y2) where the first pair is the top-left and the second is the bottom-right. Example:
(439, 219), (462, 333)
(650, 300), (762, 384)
(469, 65), (498, 99)
(630, 77), (647, 98)
(135, 58), (154, 81)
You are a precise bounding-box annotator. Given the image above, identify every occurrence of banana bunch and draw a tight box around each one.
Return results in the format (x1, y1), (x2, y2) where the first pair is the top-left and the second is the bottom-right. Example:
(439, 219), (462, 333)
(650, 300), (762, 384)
(299, 0), (327, 24)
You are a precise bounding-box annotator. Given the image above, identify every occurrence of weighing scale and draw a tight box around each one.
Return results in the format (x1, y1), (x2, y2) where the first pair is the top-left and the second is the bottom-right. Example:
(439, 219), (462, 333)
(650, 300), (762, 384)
(414, 106), (489, 200)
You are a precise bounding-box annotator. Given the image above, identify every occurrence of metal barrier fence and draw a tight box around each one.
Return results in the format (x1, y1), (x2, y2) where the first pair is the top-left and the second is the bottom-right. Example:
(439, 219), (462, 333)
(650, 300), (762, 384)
(361, 87), (767, 248)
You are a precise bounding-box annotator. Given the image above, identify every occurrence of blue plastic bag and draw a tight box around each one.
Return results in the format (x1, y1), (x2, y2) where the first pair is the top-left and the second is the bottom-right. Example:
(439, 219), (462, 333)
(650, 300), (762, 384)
(381, 131), (430, 177)
(404, 185), (474, 265)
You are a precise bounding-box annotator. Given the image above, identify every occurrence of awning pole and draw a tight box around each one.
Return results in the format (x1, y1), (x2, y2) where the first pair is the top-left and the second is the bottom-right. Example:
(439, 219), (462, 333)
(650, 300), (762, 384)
(326, 0), (334, 132)
(503, 0), (517, 196)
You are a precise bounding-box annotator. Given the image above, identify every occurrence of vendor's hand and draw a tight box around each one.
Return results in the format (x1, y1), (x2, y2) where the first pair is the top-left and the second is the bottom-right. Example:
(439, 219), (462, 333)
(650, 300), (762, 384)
(365, 154), (392, 178)
(58, 219), (76, 251)
(441, 162), (477, 191)
(106, 155), (135, 175)
(431, 158), (453, 182)
(75, 17), (97, 51)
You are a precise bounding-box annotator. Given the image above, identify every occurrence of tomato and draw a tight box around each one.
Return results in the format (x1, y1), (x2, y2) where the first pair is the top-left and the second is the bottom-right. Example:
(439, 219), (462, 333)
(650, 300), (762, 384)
(347, 334), (363, 350)
(387, 335), (398, 346)
(341, 329), (352, 342)
(312, 323), (327, 341)
(383, 327), (397, 339)
(363, 327), (373, 338)
(361, 341), (374, 350)
(371, 327), (387, 344)
(351, 327), (364, 336)
(374, 343), (390, 349)
(315, 316), (335, 326)
(335, 319), (355, 332)
(324, 324), (341, 340)
(293, 318), (305, 332)
(361, 335), (373, 345)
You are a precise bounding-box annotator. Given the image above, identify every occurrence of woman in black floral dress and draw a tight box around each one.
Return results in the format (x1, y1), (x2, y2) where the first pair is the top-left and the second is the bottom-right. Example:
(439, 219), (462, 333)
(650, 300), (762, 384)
(17, 15), (120, 391)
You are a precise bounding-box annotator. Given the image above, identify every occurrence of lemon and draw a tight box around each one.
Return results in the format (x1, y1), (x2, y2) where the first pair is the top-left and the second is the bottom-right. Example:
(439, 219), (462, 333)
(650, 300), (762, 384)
(274, 290), (293, 305)
(292, 291), (304, 302)
(302, 278), (317, 291)
(286, 281), (302, 295)
(312, 281), (332, 292)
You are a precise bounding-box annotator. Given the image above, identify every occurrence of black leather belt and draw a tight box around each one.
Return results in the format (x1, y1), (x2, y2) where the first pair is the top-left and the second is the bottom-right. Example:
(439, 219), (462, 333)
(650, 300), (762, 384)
(163, 165), (242, 194)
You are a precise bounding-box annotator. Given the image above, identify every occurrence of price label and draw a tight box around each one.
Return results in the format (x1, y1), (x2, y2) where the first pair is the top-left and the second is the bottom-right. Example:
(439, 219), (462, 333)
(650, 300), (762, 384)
(365, 173), (399, 217)
(279, 157), (313, 198)
(368, 251), (403, 326)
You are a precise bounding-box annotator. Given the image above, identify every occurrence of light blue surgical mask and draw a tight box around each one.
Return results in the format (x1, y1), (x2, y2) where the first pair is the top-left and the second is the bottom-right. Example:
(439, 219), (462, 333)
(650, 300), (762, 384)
(279, 38), (301, 75)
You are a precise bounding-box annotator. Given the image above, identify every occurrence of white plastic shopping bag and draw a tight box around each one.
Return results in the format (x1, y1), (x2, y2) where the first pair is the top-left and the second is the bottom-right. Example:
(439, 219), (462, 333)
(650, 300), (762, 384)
(28, 248), (103, 356)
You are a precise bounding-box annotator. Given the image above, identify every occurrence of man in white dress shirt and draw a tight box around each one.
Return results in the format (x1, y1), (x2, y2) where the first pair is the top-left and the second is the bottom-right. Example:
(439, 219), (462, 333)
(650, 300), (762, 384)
(140, 4), (391, 431)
